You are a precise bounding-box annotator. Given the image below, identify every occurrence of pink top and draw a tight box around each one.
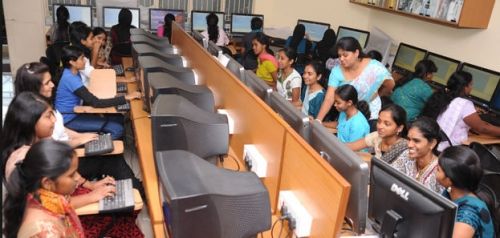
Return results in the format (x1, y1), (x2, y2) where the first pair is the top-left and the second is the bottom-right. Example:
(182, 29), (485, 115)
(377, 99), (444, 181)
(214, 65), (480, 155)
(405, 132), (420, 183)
(156, 25), (165, 37)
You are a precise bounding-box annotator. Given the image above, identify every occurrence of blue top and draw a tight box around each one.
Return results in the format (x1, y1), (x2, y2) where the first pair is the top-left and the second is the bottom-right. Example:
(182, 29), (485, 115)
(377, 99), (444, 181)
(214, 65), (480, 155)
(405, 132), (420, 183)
(391, 78), (433, 121)
(444, 191), (495, 238)
(55, 68), (84, 123)
(337, 111), (370, 143)
(285, 37), (308, 54)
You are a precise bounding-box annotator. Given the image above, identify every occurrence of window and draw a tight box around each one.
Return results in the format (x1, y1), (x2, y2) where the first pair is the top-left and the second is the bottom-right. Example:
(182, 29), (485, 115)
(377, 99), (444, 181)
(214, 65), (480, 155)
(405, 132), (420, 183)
(225, 0), (253, 14)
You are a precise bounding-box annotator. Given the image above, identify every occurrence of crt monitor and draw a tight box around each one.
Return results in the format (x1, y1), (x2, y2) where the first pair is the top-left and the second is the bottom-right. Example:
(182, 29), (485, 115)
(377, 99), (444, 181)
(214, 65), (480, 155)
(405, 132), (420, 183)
(392, 43), (427, 74)
(149, 75), (215, 112)
(225, 54), (245, 81)
(297, 19), (330, 42)
(369, 158), (457, 237)
(53, 4), (92, 27)
(149, 8), (184, 31)
(130, 31), (171, 44)
(309, 121), (369, 234)
(426, 52), (460, 88)
(244, 70), (273, 102)
(460, 63), (500, 107)
(268, 92), (311, 140)
(191, 11), (225, 32)
(151, 94), (229, 160)
(103, 7), (140, 29)
(337, 26), (370, 48)
(231, 13), (264, 35)
(192, 30), (208, 48)
(207, 41), (222, 57)
(155, 150), (271, 238)
(131, 45), (184, 67)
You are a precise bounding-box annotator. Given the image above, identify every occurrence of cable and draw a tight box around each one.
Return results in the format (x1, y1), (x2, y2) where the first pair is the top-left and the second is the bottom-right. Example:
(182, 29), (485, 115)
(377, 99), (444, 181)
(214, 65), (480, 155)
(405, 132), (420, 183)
(228, 153), (241, 171)
(277, 218), (284, 238)
(270, 217), (282, 238)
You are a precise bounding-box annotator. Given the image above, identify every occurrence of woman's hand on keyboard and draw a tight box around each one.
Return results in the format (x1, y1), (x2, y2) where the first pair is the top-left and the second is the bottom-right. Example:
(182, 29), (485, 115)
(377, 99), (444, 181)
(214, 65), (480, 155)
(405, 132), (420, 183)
(88, 181), (117, 202)
(91, 176), (116, 190)
(76, 133), (99, 146)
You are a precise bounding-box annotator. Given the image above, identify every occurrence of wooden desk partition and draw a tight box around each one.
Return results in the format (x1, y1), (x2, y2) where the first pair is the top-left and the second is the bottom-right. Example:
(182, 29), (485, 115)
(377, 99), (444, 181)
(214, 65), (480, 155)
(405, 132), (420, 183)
(88, 69), (117, 98)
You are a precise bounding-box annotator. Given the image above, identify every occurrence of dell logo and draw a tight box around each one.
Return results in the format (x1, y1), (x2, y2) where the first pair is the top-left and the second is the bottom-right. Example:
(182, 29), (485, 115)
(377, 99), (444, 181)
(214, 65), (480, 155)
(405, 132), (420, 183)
(391, 183), (409, 201)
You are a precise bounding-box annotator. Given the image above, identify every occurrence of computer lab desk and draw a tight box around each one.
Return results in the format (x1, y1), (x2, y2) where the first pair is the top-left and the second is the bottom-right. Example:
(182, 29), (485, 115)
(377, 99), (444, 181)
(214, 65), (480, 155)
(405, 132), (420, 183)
(464, 133), (500, 145)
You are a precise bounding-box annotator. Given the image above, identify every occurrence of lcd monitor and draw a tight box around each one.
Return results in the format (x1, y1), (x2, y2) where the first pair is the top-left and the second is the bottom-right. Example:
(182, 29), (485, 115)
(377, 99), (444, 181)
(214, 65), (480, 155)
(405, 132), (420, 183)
(392, 43), (427, 75)
(151, 95), (229, 159)
(53, 4), (92, 27)
(369, 158), (457, 237)
(309, 121), (369, 234)
(490, 87), (500, 113)
(244, 70), (273, 102)
(460, 63), (500, 107)
(426, 52), (460, 88)
(103, 7), (140, 29)
(231, 13), (264, 35)
(337, 26), (370, 48)
(149, 8), (184, 31)
(268, 92), (311, 140)
(191, 11), (224, 32)
(297, 19), (330, 42)
(155, 150), (271, 238)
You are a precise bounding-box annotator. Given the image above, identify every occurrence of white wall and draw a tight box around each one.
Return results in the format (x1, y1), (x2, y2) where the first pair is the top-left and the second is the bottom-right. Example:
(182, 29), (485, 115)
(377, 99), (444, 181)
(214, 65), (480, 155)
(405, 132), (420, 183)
(255, 0), (500, 72)
(4, 0), (47, 75)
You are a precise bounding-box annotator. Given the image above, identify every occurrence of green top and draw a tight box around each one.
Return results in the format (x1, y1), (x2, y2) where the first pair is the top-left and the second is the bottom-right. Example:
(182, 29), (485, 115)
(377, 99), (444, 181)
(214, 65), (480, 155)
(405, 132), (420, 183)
(391, 78), (433, 121)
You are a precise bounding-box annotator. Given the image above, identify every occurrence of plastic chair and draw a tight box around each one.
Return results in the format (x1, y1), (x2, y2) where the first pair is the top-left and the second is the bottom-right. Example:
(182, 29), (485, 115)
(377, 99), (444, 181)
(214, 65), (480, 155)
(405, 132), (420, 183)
(476, 172), (500, 236)
(470, 142), (500, 173)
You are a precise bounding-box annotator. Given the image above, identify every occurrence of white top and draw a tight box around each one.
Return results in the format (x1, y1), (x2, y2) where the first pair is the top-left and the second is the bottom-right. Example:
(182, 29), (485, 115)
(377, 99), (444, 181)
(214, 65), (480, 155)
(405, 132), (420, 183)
(201, 28), (229, 46)
(79, 57), (94, 86)
(51, 110), (69, 141)
(276, 69), (302, 101)
(437, 97), (476, 151)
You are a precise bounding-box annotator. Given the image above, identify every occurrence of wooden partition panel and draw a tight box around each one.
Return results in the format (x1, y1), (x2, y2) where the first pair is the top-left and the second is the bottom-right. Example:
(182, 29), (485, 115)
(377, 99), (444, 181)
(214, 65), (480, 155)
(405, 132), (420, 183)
(172, 23), (288, 209)
(280, 132), (351, 237)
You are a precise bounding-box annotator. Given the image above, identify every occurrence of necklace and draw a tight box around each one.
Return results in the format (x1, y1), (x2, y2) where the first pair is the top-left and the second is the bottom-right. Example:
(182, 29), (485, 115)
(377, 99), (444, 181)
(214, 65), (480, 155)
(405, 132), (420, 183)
(415, 156), (437, 181)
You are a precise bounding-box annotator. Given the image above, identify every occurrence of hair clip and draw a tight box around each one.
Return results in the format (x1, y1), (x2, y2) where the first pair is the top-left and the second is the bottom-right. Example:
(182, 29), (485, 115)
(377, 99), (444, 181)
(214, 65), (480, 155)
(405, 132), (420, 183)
(25, 63), (34, 74)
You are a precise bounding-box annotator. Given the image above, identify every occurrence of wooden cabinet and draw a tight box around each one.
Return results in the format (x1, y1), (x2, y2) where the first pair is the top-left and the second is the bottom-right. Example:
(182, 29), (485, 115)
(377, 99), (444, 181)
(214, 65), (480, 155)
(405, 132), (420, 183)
(350, 0), (495, 29)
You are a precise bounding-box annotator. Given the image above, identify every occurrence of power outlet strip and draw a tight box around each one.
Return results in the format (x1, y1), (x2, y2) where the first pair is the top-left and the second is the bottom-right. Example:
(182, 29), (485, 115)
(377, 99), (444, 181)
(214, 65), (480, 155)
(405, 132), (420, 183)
(243, 144), (267, 177)
(278, 191), (313, 237)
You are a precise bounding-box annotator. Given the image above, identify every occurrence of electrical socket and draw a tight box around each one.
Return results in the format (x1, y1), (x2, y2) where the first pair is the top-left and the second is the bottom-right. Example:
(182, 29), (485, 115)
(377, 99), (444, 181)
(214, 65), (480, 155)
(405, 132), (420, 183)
(278, 191), (313, 237)
(243, 144), (267, 177)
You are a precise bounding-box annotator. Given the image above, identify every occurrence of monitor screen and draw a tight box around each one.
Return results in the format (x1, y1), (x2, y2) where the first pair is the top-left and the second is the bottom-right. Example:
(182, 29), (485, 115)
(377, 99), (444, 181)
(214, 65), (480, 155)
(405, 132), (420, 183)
(191, 11), (224, 32)
(309, 121), (369, 234)
(155, 150), (271, 238)
(53, 4), (92, 27)
(369, 158), (456, 237)
(490, 87), (500, 112)
(461, 63), (500, 104)
(426, 52), (460, 87)
(392, 43), (427, 73)
(297, 19), (330, 42)
(103, 7), (140, 29)
(149, 8), (184, 31)
(268, 92), (311, 140)
(337, 26), (370, 48)
(244, 70), (272, 102)
(231, 13), (264, 34)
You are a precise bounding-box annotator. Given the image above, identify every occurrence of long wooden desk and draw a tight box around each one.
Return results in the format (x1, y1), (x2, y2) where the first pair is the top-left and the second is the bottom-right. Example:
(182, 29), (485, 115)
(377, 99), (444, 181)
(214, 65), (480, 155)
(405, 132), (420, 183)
(464, 133), (500, 145)
(73, 69), (119, 113)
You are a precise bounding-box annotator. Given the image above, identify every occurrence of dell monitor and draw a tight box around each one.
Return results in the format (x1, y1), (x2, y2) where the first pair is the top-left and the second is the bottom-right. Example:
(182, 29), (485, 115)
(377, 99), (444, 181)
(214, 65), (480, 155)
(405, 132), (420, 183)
(297, 19), (330, 42)
(337, 26), (370, 48)
(460, 63), (500, 107)
(149, 75), (215, 112)
(244, 70), (273, 102)
(392, 43), (427, 75)
(231, 13), (264, 35)
(151, 95), (229, 160)
(369, 158), (457, 237)
(149, 8), (184, 31)
(268, 92), (311, 140)
(192, 30), (208, 48)
(426, 52), (460, 88)
(191, 11), (225, 32)
(155, 150), (271, 238)
(309, 121), (369, 234)
(103, 7), (140, 29)
(53, 4), (92, 27)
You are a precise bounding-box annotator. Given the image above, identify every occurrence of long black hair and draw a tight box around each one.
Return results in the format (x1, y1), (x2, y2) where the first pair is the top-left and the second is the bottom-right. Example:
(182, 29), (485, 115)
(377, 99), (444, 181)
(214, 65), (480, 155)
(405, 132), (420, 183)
(314, 29), (336, 62)
(289, 24), (305, 51)
(278, 47), (297, 66)
(335, 84), (370, 120)
(439, 145), (483, 192)
(3, 139), (74, 238)
(409, 116), (442, 155)
(69, 21), (92, 59)
(114, 8), (134, 43)
(395, 59), (437, 88)
(163, 13), (176, 41)
(0, 92), (51, 180)
(206, 13), (219, 43)
(253, 32), (273, 55)
(54, 5), (70, 43)
(422, 71), (472, 120)
(14, 62), (50, 96)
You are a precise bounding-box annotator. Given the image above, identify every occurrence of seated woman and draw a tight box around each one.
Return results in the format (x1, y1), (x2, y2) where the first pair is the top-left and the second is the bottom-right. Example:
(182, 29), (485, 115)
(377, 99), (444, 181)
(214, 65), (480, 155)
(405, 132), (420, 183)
(316, 37), (394, 123)
(109, 8), (136, 65)
(301, 60), (326, 119)
(276, 47), (301, 106)
(252, 32), (278, 87)
(333, 84), (370, 143)
(391, 59), (437, 122)
(312, 28), (337, 63)
(46, 5), (70, 45)
(69, 21), (97, 86)
(347, 104), (408, 164)
(285, 24), (312, 74)
(201, 12), (229, 46)
(55, 46), (141, 139)
(436, 146), (495, 238)
(92, 27), (111, 69)
(398, 117), (444, 193)
(422, 71), (500, 151)
(4, 139), (84, 237)
(156, 13), (175, 42)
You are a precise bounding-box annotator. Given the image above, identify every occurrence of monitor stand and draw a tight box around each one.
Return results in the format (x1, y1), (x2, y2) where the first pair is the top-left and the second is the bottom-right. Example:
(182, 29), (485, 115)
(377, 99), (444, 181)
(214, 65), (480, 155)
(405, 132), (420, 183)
(380, 210), (403, 238)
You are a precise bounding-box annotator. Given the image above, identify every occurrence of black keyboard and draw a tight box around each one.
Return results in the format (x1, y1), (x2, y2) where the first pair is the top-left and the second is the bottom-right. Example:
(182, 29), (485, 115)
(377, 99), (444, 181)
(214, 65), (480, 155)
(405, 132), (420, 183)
(99, 178), (134, 213)
(117, 83), (128, 93)
(481, 113), (500, 127)
(84, 133), (114, 156)
(113, 64), (125, 76)
(116, 102), (130, 111)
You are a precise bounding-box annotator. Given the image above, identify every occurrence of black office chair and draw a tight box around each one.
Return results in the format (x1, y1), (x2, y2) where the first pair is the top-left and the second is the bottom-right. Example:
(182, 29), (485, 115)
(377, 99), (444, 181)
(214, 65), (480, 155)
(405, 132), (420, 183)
(470, 142), (500, 173)
(476, 172), (500, 236)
